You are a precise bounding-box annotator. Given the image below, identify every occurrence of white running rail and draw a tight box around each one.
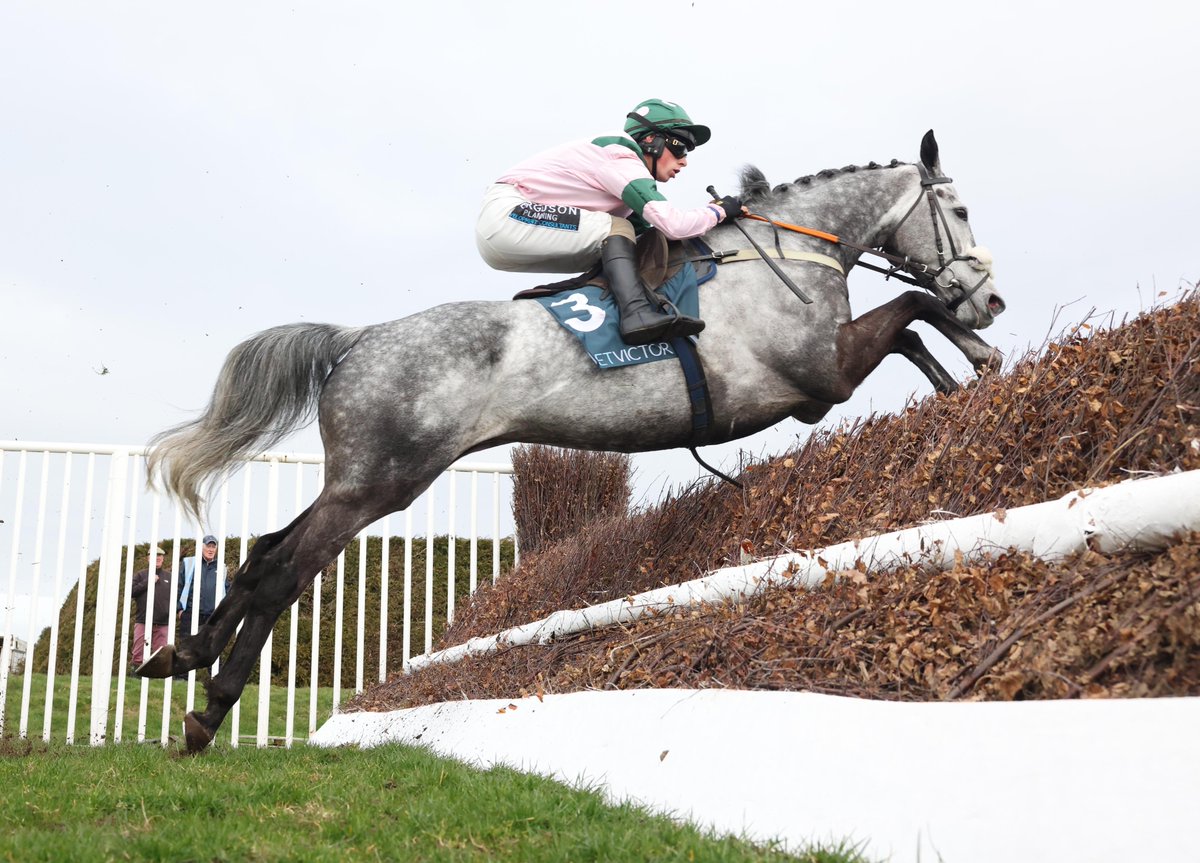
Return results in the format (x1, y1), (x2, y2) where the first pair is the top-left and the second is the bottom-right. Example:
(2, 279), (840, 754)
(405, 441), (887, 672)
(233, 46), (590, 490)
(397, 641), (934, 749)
(0, 441), (514, 747)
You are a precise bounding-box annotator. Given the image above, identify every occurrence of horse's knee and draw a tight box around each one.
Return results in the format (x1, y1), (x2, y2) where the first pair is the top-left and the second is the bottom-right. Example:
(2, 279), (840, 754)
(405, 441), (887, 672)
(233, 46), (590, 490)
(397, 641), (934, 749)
(905, 290), (952, 319)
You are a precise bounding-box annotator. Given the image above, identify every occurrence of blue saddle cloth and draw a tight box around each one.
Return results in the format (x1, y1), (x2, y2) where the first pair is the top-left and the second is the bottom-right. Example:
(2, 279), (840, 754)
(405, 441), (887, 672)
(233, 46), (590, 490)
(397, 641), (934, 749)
(535, 261), (701, 369)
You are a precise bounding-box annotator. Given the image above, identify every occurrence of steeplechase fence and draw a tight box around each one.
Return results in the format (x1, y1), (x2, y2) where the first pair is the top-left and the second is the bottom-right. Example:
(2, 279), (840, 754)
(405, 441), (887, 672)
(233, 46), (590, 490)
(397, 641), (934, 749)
(0, 441), (514, 747)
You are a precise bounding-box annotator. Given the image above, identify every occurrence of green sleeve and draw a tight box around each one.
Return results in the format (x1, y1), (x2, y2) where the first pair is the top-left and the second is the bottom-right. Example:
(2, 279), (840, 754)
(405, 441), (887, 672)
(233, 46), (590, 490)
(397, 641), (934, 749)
(621, 177), (666, 219)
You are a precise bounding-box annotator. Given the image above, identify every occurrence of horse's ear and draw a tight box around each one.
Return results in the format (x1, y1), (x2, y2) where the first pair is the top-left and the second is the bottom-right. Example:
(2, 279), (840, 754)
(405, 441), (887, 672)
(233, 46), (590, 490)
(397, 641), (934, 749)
(920, 129), (940, 172)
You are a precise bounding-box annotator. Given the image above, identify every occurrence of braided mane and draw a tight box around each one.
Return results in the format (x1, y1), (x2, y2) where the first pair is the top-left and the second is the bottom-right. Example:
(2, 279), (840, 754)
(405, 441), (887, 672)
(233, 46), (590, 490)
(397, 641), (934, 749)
(738, 159), (909, 206)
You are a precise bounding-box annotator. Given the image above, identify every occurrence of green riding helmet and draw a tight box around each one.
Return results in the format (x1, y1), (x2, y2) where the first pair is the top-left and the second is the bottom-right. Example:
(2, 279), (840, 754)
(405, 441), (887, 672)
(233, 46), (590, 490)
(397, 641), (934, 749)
(624, 98), (712, 149)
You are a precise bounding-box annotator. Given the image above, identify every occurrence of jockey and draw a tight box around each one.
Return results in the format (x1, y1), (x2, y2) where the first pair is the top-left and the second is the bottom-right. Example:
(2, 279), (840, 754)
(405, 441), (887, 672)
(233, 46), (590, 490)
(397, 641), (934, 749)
(476, 98), (744, 346)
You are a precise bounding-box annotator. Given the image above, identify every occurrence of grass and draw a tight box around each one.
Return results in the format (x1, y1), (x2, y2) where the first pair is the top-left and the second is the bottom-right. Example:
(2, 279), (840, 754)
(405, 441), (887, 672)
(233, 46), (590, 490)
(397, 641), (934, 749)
(0, 740), (873, 863)
(3, 676), (874, 861)
(2, 671), (340, 745)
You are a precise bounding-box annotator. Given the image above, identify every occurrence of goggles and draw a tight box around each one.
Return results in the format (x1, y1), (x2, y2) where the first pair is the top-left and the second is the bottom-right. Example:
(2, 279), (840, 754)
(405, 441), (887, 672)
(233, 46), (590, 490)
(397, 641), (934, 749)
(663, 136), (693, 158)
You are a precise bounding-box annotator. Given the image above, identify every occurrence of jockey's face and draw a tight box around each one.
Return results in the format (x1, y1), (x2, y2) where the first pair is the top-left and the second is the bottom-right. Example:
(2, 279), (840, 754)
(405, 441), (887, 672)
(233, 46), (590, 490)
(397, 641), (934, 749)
(642, 146), (687, 183)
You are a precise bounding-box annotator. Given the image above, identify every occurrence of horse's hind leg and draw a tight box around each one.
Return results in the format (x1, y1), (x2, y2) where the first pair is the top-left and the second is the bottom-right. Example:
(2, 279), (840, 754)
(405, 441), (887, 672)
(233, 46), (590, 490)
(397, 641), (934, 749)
(181, 486), (403, 752)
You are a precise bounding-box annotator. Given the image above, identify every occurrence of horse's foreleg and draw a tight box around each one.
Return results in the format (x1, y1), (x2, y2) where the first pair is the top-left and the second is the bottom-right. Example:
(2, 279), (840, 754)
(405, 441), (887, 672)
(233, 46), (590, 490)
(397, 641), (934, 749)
(911, 295), (1004, 373)
(892, 328), (958, 395)
(836, 291), (1001, 394)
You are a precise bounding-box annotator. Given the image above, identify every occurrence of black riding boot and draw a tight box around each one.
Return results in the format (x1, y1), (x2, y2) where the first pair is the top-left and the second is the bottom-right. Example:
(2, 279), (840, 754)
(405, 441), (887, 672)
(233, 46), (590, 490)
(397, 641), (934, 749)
(601, 236), (704, 346)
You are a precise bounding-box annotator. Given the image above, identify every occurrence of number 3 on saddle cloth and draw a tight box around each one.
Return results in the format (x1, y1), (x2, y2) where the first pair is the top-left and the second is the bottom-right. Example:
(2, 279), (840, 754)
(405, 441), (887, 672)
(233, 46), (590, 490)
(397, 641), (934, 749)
(512, 233), (716, 370)
(512, 233), (719, 444)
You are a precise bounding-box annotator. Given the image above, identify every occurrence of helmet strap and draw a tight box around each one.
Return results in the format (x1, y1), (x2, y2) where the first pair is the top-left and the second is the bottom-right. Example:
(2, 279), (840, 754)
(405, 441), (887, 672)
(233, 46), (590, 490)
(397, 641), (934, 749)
(627, 111), (670, 157)
(626, 111), (678, 181)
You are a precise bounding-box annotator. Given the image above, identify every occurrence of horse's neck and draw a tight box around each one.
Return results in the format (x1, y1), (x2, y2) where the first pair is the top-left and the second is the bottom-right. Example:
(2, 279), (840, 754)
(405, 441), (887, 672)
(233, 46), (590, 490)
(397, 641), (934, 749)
(775, 167), (917, 253)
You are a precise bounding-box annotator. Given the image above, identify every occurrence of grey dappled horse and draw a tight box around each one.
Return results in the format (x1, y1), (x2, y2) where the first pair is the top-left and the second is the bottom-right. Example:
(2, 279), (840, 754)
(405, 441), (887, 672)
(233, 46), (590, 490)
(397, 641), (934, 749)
(141, 130), (1005, 752)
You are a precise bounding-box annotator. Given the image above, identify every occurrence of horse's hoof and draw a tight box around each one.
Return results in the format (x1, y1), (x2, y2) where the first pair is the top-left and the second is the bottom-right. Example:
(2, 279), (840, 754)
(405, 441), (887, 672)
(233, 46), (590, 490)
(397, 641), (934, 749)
(183, 712), (215, 753)
(135, 645), (176, 679)
(973, 346), (1004, 374)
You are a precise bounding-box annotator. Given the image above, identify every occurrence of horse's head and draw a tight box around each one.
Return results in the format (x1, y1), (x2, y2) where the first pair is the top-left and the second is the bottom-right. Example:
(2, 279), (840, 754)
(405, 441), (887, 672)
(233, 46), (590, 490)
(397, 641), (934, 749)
(880, 130), (1006, 329)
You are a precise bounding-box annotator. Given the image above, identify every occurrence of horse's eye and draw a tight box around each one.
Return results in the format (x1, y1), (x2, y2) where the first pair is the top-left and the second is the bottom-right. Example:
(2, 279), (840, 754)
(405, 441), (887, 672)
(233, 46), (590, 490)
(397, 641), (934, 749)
(953, 207), (969, 220)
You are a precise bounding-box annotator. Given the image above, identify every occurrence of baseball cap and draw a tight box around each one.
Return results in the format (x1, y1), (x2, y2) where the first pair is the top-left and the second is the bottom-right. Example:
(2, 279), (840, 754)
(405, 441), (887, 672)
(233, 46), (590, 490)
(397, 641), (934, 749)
(203, 535), (218, 545)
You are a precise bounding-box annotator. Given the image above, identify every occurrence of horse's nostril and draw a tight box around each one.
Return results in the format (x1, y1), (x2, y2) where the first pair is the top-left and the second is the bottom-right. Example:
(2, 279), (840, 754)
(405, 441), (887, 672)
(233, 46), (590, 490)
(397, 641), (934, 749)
(988, 295), (1006, 315)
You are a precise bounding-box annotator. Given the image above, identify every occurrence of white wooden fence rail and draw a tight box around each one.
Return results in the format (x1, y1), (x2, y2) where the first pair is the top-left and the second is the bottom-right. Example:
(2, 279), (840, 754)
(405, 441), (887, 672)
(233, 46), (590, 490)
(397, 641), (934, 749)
(0, 441), (514, 747)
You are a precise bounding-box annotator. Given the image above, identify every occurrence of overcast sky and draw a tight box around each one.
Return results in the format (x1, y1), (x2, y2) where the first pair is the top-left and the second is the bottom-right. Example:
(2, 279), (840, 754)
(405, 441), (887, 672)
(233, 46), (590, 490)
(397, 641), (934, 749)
(2, 2), (1197, 638)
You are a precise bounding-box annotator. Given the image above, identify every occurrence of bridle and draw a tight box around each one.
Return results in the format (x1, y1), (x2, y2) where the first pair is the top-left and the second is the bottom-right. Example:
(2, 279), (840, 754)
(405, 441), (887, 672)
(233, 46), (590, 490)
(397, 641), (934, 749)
(742, 162), (993, 313)
(879, 162), (992, 311)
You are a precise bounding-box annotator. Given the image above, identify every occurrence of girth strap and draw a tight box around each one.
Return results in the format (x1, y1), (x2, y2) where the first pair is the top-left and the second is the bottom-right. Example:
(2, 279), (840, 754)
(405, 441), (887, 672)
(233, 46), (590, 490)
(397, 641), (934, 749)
(670, 335), (712, 443)
(711, 248), (844, 274)
(669, 335), (744, 489)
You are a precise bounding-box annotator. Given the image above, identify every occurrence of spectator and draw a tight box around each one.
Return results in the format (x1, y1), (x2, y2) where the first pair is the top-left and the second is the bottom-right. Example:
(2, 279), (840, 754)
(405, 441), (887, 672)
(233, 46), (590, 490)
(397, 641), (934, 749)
(178, 534), (229, 632)
(130, 546), (175, 667)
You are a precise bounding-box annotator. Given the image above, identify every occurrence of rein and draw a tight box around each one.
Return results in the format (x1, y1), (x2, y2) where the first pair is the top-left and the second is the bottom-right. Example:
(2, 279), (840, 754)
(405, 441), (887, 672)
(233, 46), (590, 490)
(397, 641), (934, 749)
(742, 213), (927, 288)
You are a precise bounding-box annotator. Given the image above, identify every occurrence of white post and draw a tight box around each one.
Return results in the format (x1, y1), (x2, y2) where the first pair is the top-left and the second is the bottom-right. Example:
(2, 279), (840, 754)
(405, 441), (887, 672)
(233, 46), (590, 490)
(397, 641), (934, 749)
(230, 466), (254, 747)
(378, 515), (390, 683)
(257, 458), (279, 747)
(136, 496), (162, 742)
(355, 531), (366, 694)
(425, 483), (435, 656)
(308, 464), (324, 738)
(492, 472), (501, 585)
(66, 455), (97, 745)
(185, 518), (202, 716)
(112, 457), (141, 743)
(402, 509), (413, 668)
(213, 475), (231, 678)
(469, 472), (479, 595)
(90, 449), (129, 746)
(160, 505), (183, 745)
(44, 453), (74, 741)
(447, 471), (457, 626)
(18, 453), (52, 738)
(332, 552), (344, 709)
(285, 465), (303, 748)
(0, 451), (28, 738)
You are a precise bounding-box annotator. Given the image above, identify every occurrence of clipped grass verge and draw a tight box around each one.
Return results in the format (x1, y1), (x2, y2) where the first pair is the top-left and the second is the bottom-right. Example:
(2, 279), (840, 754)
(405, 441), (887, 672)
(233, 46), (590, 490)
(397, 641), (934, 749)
(0, 740), (870, 863)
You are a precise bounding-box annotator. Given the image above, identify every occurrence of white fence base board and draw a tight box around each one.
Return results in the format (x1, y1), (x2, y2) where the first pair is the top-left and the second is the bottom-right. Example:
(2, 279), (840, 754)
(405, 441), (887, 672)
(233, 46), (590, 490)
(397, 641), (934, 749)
(311, 688), (1199, 863)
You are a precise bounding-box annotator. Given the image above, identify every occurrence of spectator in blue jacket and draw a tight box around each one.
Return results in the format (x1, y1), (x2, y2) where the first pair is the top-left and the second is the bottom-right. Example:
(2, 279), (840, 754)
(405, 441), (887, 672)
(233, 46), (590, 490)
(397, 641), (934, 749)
(178, 535), (229, 633)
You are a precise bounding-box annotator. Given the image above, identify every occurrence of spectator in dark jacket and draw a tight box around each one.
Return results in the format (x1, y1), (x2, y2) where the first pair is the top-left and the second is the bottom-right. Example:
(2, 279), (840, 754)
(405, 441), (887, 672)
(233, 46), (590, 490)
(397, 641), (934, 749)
(130, 546), (177, 666)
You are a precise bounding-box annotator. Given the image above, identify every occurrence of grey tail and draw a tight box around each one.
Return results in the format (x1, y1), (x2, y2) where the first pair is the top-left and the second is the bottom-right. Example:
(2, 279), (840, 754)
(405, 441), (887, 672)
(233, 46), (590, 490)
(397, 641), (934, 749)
(146, 322), (366, 520)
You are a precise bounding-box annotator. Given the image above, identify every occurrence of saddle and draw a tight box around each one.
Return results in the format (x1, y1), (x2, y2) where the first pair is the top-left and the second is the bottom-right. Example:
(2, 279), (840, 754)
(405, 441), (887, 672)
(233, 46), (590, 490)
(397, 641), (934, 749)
(511, 231), (715, 301)
(511, 230), (732, 482)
